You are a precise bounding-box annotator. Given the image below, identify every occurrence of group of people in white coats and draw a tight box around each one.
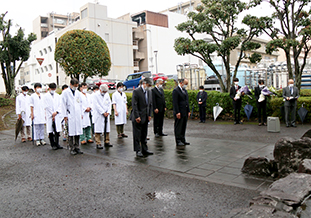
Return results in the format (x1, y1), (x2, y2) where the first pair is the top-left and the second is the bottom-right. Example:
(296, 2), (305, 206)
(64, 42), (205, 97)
(15, 78), (129, 155)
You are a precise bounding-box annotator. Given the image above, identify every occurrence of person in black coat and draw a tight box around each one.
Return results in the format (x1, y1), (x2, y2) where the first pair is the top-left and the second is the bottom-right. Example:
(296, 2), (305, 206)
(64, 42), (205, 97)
(173, 78), (190, 146)
(197, 85), (207, 123)
(229, 78), (244, 125)
(254, 80), (267, 126)
(131, 77), (154, 157)
(152, 78), (167, 137)
(283, 79), (299, 127)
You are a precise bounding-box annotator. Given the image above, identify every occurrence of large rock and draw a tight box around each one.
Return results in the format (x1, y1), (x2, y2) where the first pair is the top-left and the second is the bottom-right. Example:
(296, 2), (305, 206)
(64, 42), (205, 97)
(241, 157), (276, 177)
(273, 137), (311, 176)
(298, 159), (311, 174)
(226, 206), (298, 218)
(301, 129), (311, 139)
(250, 196), (293, 212)
(261, 173), (311, 206)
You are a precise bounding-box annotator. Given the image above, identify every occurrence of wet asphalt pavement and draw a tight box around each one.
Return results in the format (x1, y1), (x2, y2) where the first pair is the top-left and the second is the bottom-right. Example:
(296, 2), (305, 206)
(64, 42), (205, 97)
(1, 115), (310, 217)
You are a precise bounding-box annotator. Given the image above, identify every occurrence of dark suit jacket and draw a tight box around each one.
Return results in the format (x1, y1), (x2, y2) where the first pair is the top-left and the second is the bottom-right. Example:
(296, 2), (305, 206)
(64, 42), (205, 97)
(196, 91), (207, 107)
(172, 86), (190, 117)
(254, 86), (266, 103)
(230, 86), (242, 104)
(283, 86), (299, 106)
(132, 87), (152, 124)
(152, 87), (166, 112)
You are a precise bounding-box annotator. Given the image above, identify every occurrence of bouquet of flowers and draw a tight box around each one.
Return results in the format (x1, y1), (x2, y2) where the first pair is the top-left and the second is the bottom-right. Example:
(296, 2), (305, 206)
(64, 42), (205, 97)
(258, 86), (274, 102)
(235, 86), (251, 99)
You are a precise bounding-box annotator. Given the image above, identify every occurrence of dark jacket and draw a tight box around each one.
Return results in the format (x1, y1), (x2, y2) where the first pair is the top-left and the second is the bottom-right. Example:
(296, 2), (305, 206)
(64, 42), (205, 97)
(131, 87), (152, 124)
(229, 86), (242, 104)
(283, 86), (299, 106)
(172, 86), (190, 117)
(196, 91), (207, 107)
(254, 86), (266, 103)
(152, 86), (166, 112)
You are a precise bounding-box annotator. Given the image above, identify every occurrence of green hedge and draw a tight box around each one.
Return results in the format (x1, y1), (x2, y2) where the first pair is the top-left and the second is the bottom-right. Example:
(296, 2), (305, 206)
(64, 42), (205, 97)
(0, 97), (13, 107)
(124, 89), (311, 122)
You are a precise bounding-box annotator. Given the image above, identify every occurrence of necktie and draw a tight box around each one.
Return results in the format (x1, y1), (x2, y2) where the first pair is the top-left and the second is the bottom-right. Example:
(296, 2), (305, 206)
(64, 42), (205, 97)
(145, 91), (148, 104)
(290, 87), (293, 95)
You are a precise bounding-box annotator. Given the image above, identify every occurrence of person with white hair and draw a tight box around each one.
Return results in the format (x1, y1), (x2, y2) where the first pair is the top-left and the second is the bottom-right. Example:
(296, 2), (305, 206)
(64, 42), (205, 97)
(93, 84), (113, 149)
(152, 78), (167, 137)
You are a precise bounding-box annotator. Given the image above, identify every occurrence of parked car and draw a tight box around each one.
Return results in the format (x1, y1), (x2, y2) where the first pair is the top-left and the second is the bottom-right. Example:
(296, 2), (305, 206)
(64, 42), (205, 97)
(85, 78), (97, 90)
(123, 71), (151, 90)
(94, 79), (116, 90)
(152, 73), (168, 82)
(167, 74), (178, 81)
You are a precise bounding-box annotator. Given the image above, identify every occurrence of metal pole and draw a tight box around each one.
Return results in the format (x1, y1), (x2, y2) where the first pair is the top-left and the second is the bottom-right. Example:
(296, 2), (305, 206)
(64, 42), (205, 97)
(154, 51), (158, 75)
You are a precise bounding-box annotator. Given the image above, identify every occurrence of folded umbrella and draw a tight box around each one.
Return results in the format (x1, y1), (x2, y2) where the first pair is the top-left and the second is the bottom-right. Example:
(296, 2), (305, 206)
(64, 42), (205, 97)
(244, 104), (253, 121)
(15, 118), (24, 141)
(298, 104), (308, 124)
(213, 103), (223, 121)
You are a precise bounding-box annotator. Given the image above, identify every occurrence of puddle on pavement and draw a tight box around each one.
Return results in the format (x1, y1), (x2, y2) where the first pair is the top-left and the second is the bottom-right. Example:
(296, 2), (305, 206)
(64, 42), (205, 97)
(146, 191), (181, 201)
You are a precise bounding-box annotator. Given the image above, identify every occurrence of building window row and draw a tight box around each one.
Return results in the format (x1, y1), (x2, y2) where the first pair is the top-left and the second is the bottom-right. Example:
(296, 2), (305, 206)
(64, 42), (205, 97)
(39, 46), (53, 56)
(35, 64), (53, 74)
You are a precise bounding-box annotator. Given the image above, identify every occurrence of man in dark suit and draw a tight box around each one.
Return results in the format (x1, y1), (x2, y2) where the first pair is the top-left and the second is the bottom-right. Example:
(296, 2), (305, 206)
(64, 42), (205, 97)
(173, 79), (190, 146)
(197, 85), (207, 123)
(283, 79), (299, 127)
(131, 77), (154, 157)
(230, 78), (244, 125)
(254, 80), (267, 126)
(152, 78), (167, 137)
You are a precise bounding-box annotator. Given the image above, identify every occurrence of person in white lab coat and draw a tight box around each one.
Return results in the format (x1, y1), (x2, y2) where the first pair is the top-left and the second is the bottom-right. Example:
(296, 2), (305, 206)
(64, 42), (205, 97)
(112, 82), (128, 139)
(61, 84), (69, 141)
(93, 84), (113, 149)
(43, 83), (63, 150)
(79, 82), (94, 145)
(16, 86), (32, 142)
(30, 83), (46, 146)
(61, 79), (84, 155)
(90, 85), (99, 135)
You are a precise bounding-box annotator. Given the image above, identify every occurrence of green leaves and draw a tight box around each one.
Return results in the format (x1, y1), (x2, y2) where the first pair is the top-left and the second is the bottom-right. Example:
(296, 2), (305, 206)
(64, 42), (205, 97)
(54, 29), (111, 80)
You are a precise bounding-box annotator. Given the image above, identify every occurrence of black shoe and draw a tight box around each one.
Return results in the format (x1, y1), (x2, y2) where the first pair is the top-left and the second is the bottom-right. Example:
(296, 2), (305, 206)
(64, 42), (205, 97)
(70, 150), (77, 155)
(56, 145), (63, 149)
(142, 150), (154, 155)
(199, 121), (203, 123)
(263, 123), (267, 126)
(176, 142), (185, 146)
(155, 133), (160, 137)
(104, 143), (113, 147)
(286, 124), (290, 127)
(75, 148), (83, 154)
(183, 142), (190, 145)
(159, 133), (168, 136)
(291, 125), (297, 128)
(52, 146), (58, 150)
(239, 121), (243, 125)
(202, 120), (205, 123)
(136, 151), (144, 157)
(234, 121), (237, 125)
(147, 137), (150, 140)
(96, 144), (103, 149)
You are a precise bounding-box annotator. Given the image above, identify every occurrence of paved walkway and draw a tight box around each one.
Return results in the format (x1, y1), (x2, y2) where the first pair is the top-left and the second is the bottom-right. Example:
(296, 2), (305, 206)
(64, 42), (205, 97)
(3, 116), (310, 192)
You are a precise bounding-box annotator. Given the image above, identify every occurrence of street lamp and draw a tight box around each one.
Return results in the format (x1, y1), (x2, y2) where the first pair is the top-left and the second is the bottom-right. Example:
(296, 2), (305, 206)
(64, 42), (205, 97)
(154, 50), (158, 75)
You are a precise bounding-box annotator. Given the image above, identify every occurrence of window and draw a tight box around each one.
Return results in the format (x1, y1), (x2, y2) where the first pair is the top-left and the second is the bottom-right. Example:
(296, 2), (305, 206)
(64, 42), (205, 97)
(127, 75), (133, 80)
(81, 8), (88, 19)
(105, 33), (109, 42)
(49, 64), (53, 70)
(45, 66), (48, 71)
(39, 50), (43, 56)
(35, 69), (39, 74)
(44, 48), (47, 54)
(41, 68), (44, 73)
(48, 46), (52, 52)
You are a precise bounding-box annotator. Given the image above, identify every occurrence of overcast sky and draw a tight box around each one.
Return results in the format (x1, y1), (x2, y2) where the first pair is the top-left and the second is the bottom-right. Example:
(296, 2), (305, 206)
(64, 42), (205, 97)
(2, 0), (274, 37)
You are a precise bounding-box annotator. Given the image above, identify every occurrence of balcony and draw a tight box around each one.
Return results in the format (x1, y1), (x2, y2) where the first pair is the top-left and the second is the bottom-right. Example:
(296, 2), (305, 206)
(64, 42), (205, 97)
(134, 61), (139, 71)
(133, 31), (144, 40)
(133, 40), (138, 50)
(134, 51), (145, 60)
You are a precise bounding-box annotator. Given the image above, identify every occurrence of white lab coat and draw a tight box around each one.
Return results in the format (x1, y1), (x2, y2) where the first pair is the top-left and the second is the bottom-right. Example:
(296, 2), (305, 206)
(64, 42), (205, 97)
(16, 93), (31, 126)
(61, 88), (83, 136)
(81, 92), (91, 128)
(43, 92), (62, 133)
(112, 91), (127, 125)
(93, 91), (111, 133)
(29, 93), (46, 125)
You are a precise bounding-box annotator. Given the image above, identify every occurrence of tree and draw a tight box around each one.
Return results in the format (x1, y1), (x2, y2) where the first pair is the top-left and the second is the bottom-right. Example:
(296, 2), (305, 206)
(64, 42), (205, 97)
(252, 0), (311, 90)
(174, 0), (263, 92)
(55, 29), (111, 81)
(0, 12), (36, 97)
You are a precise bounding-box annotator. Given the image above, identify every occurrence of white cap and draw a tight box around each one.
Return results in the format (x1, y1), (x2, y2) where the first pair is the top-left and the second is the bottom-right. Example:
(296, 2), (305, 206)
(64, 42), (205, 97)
(100, 84), (108, 92)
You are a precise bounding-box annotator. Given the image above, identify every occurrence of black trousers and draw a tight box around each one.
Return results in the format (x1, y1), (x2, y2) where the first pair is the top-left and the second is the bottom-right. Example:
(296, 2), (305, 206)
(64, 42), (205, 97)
(285, 104), (296, 125)
(233, 101), (242, 122)
(174, 115), (188, 144)
(132, 119), (148, 152)
(68, 135), (80, 150)
(49, 132), (60, 147)
(153, 111), (164, 134)
(199, 105), (206, 121)
(257, 101), (267, 123)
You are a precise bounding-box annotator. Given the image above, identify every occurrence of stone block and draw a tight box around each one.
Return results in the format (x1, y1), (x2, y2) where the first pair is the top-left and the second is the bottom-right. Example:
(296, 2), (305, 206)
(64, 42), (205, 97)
(241, 157), (274, 177)
(298, 159), (311, 174)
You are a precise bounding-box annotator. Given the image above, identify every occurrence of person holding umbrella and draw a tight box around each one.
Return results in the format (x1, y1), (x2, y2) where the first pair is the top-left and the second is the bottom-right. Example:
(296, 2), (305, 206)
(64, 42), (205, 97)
(30, 83), (47, 146)
(255, 80), (267, 126)
(283, 79), (299, 127)
(197, 85), (207, 123)
(61, 79), (84, 155)
(16, 86), (32, 142)
(93, 84), (113, 149)
(43, 83), (63, 150)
